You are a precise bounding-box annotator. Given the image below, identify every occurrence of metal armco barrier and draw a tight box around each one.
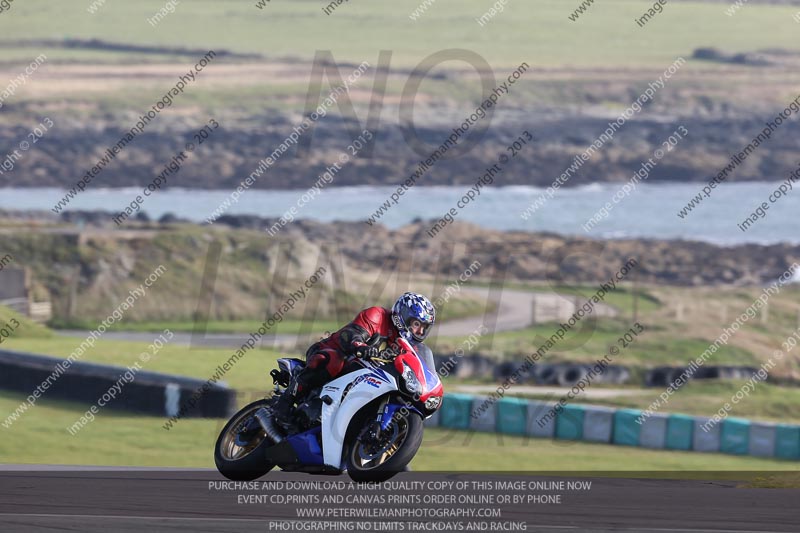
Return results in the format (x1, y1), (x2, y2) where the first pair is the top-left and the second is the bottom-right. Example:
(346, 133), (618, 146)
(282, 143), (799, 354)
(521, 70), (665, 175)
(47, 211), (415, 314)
(0, 349), (236, 418)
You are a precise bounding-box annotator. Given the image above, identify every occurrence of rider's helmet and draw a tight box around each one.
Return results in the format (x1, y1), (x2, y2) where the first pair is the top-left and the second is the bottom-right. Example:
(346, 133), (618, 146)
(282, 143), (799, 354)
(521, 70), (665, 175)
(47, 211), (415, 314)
(391, 292), (436, 342)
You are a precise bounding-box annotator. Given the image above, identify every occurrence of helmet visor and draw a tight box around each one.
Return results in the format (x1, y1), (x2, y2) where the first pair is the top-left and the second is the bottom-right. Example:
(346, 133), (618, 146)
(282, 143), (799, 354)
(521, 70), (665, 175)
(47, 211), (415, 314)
(408, 318), (431, 341)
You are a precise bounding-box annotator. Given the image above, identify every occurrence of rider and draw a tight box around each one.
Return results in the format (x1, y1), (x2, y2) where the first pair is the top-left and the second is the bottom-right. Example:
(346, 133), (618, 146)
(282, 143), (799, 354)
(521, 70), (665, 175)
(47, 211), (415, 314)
(272, 292), (436, 427)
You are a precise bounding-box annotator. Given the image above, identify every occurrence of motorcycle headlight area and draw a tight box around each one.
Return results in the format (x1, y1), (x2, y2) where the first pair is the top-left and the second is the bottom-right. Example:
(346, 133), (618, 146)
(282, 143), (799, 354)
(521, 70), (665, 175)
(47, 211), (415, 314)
(424, 396), (441, 411)
(401, 364), (421, 395)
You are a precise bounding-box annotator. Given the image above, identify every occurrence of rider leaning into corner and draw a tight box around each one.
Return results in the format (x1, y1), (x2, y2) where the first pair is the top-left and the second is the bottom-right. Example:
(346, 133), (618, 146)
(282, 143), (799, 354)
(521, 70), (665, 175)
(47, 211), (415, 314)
(271, 292), (437, 428)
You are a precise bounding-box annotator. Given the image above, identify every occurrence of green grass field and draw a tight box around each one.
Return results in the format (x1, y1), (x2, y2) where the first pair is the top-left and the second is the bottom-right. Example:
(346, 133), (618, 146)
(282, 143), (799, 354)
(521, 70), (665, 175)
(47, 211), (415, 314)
(469, 281), (661, 316)
(470, 282), (800, 379)
(480, 318), (758, 367)
(56, 318), (343, 336)
(0, 306), (53, 341)
(1, 1), (799, 67)
(1, 336), (284, 392)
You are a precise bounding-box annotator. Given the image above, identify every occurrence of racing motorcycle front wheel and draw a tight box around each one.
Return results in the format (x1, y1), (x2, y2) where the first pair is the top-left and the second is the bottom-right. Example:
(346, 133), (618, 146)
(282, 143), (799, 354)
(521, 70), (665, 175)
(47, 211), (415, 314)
(345, 410), (424, 483)
(214, 399), (277, 481)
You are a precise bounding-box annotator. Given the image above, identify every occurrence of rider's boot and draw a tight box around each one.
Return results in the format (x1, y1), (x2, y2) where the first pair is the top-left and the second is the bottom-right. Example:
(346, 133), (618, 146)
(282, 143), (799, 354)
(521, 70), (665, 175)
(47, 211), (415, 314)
(273, 355), (331, 429)
(272, 373), (304, 429)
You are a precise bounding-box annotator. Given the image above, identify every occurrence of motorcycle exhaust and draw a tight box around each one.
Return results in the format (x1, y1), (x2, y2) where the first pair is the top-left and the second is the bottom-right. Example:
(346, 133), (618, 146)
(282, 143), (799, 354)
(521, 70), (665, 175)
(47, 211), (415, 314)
(254, 407), (284, 444)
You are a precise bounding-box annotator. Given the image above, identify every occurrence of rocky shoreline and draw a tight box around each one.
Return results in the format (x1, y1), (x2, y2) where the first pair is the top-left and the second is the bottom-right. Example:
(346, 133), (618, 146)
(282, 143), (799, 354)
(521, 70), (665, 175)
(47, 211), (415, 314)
(4, 111), (799, 192)
(3, 210), (799, 288)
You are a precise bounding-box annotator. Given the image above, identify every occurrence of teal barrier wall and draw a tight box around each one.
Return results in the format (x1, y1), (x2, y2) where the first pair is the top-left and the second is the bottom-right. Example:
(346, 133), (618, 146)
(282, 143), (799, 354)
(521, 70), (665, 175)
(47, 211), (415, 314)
(693, 417), (721, 453)
(555, 404), (584, 440)
(613, 409), (642, 446)
(749, 422), (777, 457)
(775, 424), (800, 459)
(582, 405), (614, 443)
(433, 392), (799, 460)
(440, 393), (473, 429)
(665, 414), (693, 451)
(527, 400), (557, 438)
(640, 413), (669, 449)
(470, 396), (497, 432)
(496, 397), (528, 435)
(720, 418), (750, 455)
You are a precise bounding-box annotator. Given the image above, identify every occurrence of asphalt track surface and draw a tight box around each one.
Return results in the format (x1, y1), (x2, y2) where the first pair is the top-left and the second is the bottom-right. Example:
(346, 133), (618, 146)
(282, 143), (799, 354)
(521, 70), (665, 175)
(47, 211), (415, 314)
(0, 466), (797, 532)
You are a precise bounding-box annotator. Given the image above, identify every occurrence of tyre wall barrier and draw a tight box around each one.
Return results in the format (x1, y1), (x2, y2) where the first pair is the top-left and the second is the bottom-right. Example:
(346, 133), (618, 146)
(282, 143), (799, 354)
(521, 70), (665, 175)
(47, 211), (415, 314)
(435, 353), (764, 388)
(498, 361), (630, 386)
(556, 365), (587, 387)
(434, 355), (496, 380)
(427, 391), (800, 460)
(434, 354), (631, 385)
(0, 349), (236, 418)
(644, 365), (760, 387)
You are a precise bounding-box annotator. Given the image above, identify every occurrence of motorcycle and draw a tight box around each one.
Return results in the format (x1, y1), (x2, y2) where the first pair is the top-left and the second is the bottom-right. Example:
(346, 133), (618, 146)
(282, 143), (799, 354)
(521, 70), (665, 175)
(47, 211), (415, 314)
(214, 334), (444, 482)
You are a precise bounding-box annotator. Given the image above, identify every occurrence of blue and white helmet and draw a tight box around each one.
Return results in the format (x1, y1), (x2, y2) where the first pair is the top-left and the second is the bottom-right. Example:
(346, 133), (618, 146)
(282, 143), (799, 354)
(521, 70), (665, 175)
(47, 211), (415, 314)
(391, 292), (436, 342)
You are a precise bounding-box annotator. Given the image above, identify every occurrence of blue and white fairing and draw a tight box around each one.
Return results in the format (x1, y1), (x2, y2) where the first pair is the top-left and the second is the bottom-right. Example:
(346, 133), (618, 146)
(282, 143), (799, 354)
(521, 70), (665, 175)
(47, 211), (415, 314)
(277, 358), (305, 376)
(319, 366), (398, 469)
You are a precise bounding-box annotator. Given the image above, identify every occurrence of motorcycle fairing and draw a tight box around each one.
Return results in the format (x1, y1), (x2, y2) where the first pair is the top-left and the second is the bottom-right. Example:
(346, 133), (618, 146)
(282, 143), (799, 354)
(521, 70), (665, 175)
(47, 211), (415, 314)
(380, 402), (423, 431)
(278, 358), (305, 376)
(286, 426), (324, 466)
(394, 343), (443, 404)
(320, 367), (397, 469)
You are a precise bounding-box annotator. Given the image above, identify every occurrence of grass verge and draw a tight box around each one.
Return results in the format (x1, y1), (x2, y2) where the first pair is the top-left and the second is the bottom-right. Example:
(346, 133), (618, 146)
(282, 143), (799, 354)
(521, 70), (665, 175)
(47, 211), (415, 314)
(1, 333), (797, 473)
(0, 390), (795, 472)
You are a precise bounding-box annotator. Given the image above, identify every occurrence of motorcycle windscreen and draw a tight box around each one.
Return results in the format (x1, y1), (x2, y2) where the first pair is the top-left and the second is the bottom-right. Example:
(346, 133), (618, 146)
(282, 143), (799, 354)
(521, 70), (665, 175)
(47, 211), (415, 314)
(420, 358), (442, 398)
(394, 339), (443, 402)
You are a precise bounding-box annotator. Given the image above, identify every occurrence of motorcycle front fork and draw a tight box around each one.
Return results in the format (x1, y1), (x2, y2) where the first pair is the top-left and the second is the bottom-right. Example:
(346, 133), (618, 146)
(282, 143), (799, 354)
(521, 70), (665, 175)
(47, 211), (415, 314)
(363, 396), (391, 442)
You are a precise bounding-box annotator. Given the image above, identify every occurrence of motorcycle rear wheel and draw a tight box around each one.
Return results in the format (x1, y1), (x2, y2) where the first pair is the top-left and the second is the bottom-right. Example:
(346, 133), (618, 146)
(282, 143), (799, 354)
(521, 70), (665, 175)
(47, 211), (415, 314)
(214, 399), (276, 481)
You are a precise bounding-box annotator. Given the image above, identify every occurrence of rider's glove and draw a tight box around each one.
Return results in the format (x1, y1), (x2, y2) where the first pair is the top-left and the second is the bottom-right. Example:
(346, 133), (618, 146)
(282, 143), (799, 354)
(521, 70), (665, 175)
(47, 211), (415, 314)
(356, 345), (379, 359)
